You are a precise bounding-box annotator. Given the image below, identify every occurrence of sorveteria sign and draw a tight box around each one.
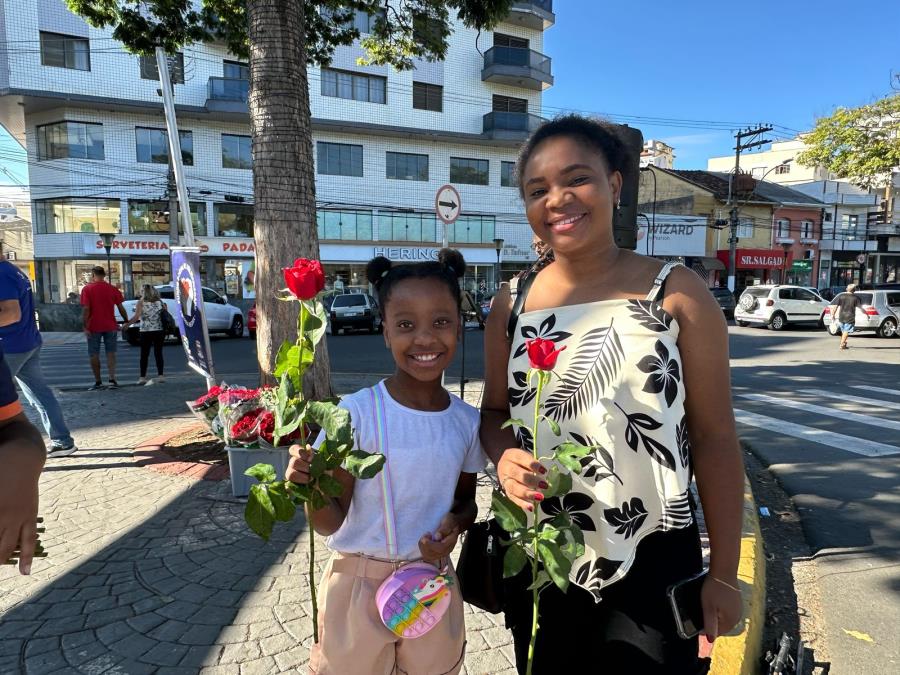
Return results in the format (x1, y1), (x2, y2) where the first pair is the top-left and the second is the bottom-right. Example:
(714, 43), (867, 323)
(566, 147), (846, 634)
(83, 236), (256, 257)
(373, 247), (440, 261)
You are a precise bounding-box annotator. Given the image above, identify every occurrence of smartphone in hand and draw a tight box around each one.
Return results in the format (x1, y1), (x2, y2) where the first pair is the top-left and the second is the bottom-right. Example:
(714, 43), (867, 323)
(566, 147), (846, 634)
(667, 569), (707, 639)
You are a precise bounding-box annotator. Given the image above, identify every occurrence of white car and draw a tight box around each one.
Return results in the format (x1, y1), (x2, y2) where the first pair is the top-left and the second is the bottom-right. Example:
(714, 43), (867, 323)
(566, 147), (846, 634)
(121, 284), (244, 345)
(735, 285), (829, 331)
(823, 289), (900, 338)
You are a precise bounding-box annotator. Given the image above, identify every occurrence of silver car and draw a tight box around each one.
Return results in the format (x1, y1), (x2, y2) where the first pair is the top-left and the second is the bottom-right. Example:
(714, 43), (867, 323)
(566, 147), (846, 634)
(824, 290), (900, 338)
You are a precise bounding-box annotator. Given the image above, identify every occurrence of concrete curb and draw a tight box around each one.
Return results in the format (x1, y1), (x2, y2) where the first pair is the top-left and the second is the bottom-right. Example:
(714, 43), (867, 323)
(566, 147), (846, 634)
(709, 477), (766, 674)
(132, 423), (230, 482)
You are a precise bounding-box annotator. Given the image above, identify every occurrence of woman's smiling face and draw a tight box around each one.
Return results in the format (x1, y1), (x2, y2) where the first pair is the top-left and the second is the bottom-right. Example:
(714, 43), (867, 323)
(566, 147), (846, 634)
(520, 135), (622, 257)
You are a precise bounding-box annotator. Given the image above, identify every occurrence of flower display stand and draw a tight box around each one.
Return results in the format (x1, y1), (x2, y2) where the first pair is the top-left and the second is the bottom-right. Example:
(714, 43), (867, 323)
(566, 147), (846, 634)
(226, 445), (291, 498)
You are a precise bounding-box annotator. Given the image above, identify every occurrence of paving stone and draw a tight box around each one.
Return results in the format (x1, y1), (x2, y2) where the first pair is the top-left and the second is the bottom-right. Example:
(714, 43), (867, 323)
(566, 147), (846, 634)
(132, 596), (169, 614)
(64, 639), (110, 667)
(126, 612), (167, 634)
(104, 658), (156, 674)
(220, 642), (260, 665)
(84, 607), (134, 629)
(108, 632), (157, 659)
(85, 596), (119, 613)
(215, 625), (249, 644)
(239, 655), (277, 675)
(273, 646), (308, 671)
(39, 616), (88, 636)
(0, 620), (43, 639)
(79, 653), (122, 675)
(61, 630), (95, 650)
(73, 586), (110, 601)
(24, 635), (60, 656)
(96, 621), (135, 646)
(148, 619), (191, 642)
(178, 623), (221, 646)
(200, 666), (241, 675)
(156, 600), (202, 621)
(140, 641), (190, 667)
(464, 649), (516, 674)
(180, 644), (224, 668)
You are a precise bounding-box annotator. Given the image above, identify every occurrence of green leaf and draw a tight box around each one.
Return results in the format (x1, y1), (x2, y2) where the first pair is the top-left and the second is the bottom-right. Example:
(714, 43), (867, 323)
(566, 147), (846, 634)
(503, 544), (528, 578)
(318, 472), (344, 499)
(491, 490), (527, 533)
(278, 370), (296, 400)
(309, 451), (328, 480)
(501, 418), (527, 430)
(273, 340), (295, 378)
(244, 463), (276, 484)
(344, 450), (385, 479)
(301, 299), (329, 347)
(308, 488), (330, 512)
(526, 569), (551, 591)
(289, 482), (312, 503)
(543, 416), (561, 436)
(244, 483), (276, 541)
(542, 465), (572, 499)
(553, 441), (593, 473)
(307, 401), (353, 449)
(537, 539), (572, 592)
(267, 482), (296, 521)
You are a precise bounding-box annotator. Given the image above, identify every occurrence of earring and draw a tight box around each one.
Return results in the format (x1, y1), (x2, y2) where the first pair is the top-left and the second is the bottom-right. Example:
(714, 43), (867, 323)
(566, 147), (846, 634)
(616, 199), (621, 210)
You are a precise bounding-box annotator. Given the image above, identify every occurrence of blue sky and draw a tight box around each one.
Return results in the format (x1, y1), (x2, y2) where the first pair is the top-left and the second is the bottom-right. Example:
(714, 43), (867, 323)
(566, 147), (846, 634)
(544, 0), (900, 167)
(1, 0), (897, 184)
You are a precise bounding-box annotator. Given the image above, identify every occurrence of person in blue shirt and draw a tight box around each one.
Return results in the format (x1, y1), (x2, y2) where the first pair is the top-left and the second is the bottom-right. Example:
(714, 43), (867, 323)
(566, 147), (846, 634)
(0, 344), (46, 575)
(0, 261), (76, 457)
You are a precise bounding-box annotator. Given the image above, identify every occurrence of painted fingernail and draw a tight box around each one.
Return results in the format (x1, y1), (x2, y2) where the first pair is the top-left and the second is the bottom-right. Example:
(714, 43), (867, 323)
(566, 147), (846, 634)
(538, 481), (548, 490)
(538, 466), (547, 474)
(533, 493), (544, 502)
(21, 562), (31, 575)
(527, 504), (534, 512)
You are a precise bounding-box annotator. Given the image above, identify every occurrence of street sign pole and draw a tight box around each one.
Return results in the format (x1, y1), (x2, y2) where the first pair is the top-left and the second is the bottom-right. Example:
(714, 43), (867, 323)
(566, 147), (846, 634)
(435, 184), (462, 392)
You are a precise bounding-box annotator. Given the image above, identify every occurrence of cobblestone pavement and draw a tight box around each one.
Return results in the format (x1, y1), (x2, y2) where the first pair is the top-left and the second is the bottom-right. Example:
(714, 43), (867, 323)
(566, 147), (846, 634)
(1, 369), (707, 675)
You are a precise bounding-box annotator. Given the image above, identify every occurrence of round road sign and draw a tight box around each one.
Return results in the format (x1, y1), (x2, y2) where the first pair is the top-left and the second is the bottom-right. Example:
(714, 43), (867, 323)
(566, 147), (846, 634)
(435, 184), (462, 224)
(856, 254), (866, 265)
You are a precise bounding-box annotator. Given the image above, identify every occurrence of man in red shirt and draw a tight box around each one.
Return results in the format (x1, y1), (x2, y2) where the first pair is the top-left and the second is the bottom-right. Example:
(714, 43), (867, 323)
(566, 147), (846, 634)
(80, 266), (129, 390)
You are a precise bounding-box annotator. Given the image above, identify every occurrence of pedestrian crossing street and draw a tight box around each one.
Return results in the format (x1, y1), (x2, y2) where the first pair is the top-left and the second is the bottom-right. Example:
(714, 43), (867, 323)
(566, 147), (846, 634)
(733, 385), (900, 458)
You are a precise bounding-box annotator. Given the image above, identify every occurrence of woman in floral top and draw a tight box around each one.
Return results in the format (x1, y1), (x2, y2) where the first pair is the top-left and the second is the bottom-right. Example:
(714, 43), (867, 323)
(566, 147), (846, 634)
(125, 285), (166, 385)
(480, 115), (744, 674)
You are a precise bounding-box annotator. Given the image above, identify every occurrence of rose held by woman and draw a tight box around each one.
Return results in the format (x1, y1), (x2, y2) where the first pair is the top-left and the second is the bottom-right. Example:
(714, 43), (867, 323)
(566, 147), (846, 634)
(284, 258), (326, 300)
(526, 337), (566, 370)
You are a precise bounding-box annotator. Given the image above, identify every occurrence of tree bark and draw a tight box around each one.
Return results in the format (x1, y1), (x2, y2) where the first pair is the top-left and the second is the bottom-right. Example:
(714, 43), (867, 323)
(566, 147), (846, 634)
(247, 0), (332, 397)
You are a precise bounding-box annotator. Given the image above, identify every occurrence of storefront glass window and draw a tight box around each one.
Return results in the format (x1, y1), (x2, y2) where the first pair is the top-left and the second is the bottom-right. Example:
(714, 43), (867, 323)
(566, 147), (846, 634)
(58, 259), (125, 300)
(316, 210), (374, 241)
(449, 215), (496, 244)
(131, 259), (171, 297)
(376, 212), (438, 243)
(215, 203), (254, 237)
(128, 200), (206, 236)
(34, 198), (120, 234)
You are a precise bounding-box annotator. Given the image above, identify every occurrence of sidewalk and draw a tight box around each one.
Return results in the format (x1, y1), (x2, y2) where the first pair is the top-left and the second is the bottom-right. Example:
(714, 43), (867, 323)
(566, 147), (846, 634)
(0, 372), (748, 675)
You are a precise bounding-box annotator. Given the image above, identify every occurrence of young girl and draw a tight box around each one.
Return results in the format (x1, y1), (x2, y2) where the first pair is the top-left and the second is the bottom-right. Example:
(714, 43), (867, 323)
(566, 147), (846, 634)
(286, 249), (485, 675)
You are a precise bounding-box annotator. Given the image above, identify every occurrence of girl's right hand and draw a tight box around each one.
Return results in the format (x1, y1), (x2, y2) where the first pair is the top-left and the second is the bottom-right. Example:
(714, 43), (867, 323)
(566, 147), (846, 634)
(285, 444), (314, 484)
(497, 447), (547, 512)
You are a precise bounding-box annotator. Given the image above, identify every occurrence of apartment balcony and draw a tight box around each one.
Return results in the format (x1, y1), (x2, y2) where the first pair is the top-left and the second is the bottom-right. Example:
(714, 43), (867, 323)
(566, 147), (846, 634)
(818, 238), (878, 252)
(482, 111), (545, 140)
(482, 47), (553, 91)
(206, 77), (249, 114)
(507, 1), (555, 30)
(775, 237), (795, 245)
(871, 223), (900, 236)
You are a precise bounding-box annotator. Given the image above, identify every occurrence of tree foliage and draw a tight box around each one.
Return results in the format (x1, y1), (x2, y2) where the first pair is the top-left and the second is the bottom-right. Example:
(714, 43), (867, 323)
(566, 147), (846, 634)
(797, 95), (900, 190)
(65, 0), (515, 67)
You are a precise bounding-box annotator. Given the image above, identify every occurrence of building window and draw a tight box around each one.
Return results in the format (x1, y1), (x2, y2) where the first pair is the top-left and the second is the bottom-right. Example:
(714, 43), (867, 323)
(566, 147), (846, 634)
(34, 198), (120, 234)
(776, 219), (791, 238)
(750, 167), (767, 178)
(316, 142), (363, 177)
(412, 82), (442, 112)
(450, 157), (489, 186)
(128, 200), (206, 236)
(376, 212), (437, 242)
(412, 14), (444, 45)
(841, 214), (859, 230)
(775, 163), (791, 175)
(824, 212), (832, 222)
(448, 215), (496, 244)
(36, 121), (104, 160)
(800, 220), (814, 239)
(139, 53), (184, 83)
(737, 217), (753, 239)
(317, 209), (373, 240)
(501, 161), (516, 188)
(222, 134), (252, 169)
(493, 33), (529, 49)
(321, 68), (386, 104)
(215, 203), (254, 237)
(353, 9), (384, 34)
(492, 94), (528, 113)
(135, 127), (193, 166)
(223, 60), (249, 80)
(386, 152), (428, 181)
(39, 32), (90, 71)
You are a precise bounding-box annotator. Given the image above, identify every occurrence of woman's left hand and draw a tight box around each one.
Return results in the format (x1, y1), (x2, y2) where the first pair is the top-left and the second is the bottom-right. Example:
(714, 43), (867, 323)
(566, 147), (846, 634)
(418, 512), (460, 564)
(701, 574), (743, 642)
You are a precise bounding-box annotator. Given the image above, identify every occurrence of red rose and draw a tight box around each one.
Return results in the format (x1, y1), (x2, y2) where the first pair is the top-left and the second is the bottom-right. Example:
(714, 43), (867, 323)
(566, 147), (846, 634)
(526, 337), (566, 371)
(283, 258), (325, 300)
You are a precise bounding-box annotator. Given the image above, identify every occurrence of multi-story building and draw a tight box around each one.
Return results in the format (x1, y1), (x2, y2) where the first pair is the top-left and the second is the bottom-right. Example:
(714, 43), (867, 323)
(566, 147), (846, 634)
(0, 185), (34, 278)
(706, 139), (831, 186)
(0, 0), (556, 305)
(640, 139), (674, 169)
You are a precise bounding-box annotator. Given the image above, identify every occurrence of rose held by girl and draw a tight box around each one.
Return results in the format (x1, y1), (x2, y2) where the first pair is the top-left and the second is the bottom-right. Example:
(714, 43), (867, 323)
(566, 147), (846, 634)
(284, 259), (326, 300)
(526, 337), (566, 371)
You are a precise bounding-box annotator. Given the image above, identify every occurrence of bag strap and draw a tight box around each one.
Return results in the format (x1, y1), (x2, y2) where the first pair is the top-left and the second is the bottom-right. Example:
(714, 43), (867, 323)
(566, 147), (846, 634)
(506, 269), (537, 340)
(370, 383), (398, 558)
(645, 261), (680, 302)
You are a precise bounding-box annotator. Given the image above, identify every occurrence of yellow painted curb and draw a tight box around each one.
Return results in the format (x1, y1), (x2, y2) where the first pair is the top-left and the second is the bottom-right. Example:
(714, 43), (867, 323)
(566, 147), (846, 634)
(709, 478), (765, 675)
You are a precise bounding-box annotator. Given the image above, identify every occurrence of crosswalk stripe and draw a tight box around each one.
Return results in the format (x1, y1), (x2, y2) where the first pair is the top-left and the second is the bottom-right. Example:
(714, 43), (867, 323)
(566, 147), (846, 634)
(737, 393), (900, 431)
(798, 389), (900, 412)
(852, 385), (900, 398)
(733, 409), (900, 457)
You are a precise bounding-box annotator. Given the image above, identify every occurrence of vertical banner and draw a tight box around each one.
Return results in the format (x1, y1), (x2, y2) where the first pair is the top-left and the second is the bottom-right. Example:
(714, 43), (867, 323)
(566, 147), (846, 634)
(170, 247), (216, 381)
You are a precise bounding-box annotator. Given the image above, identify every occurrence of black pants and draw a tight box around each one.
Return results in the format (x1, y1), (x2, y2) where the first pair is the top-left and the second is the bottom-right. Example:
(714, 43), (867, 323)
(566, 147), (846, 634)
(139, 330), (164, 377)
(503, 523), (707, 675)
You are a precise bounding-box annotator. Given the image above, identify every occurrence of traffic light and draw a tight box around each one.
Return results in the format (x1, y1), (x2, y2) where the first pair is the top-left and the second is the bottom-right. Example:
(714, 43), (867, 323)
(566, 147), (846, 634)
(613, 125), (644, 250)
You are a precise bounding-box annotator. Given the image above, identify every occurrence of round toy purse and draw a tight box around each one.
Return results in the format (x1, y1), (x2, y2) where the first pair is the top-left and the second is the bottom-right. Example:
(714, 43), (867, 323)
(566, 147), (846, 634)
(376, 562), (454, 638)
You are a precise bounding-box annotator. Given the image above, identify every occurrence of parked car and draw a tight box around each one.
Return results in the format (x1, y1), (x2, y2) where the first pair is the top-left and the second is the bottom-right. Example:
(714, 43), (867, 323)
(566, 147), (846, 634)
(734, 285), (829, 330)
(329, 293), (381, 334)
(708, 287), (736, 318)
(248, 303), (256, 339)
(823, 289), (900, 338)
(121, 285), (244, 346)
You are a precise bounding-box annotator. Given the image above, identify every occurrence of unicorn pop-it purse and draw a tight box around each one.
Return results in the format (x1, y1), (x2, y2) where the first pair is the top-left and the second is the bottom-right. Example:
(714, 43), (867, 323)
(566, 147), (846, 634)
(369, 385), (454, 639)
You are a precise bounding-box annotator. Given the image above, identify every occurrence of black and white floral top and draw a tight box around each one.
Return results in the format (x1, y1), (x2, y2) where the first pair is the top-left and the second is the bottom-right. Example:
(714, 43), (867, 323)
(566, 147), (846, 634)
(508, 262), (693, 600)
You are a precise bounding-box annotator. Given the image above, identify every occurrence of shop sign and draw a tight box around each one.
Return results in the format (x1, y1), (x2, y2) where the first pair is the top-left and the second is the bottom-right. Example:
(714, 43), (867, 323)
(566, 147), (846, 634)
(716, 248), (793, 270)
(636, 215), (707, 257)
(792, 260), (812, 271)
(373, 246), (439, 261)
(83, 235), (256, 257)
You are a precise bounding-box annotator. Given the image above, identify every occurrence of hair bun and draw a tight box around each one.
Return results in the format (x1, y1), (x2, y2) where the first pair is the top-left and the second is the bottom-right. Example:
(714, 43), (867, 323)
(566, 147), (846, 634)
(438, 248), (466, 279)
(366, 256), (392, 285)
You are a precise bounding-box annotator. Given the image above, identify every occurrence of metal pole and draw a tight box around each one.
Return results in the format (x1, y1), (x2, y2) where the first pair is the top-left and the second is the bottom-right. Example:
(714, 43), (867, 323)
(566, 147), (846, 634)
(105, 249), (112, 280)
(727, 143), (741, 293)
(155, 47), (194, 247)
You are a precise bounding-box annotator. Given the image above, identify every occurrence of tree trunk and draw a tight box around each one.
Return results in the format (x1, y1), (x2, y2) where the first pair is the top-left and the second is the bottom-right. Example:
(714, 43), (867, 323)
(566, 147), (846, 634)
(247, 0), (332, 398)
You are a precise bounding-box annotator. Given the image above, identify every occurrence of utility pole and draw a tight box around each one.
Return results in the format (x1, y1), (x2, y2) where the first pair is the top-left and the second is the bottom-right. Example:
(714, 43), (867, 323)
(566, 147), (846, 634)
(727, 125), (773, 292)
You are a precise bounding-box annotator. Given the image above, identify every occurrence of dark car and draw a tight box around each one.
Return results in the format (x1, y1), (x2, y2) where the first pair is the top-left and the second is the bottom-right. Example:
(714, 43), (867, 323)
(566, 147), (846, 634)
(709, 287), (736, 318)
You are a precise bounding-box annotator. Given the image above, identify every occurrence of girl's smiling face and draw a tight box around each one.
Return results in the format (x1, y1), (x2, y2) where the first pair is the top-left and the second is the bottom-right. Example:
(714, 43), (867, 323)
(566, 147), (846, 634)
(382, 277), (460, 384)
(520, 135), (622, 258)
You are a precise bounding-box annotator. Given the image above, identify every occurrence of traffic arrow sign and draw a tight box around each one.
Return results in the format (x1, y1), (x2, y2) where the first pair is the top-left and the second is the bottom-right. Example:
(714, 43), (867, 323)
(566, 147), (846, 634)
(435, 184), (462, 225)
